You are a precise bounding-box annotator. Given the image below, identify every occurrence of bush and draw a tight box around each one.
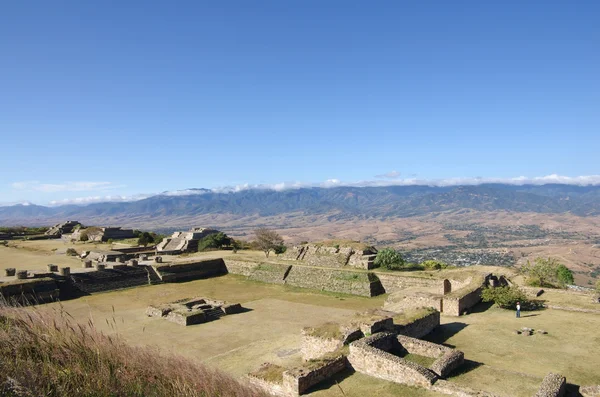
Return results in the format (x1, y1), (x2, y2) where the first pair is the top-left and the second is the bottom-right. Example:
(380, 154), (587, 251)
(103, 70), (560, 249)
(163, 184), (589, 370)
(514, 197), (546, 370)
(374, 248), (405, 270)
(556, 264), (574, 286)
(65, 248), (78, 256)
(481, 286), (528, 309)
(421, 260), (448, 270)
(197, 232), (232, 252)
(274, 245), (287, 255)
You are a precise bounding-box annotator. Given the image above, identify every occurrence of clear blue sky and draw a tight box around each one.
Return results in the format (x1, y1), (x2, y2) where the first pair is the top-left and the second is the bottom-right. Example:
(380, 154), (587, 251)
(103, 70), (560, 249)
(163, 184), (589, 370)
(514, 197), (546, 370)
(1, 1), (599, 205)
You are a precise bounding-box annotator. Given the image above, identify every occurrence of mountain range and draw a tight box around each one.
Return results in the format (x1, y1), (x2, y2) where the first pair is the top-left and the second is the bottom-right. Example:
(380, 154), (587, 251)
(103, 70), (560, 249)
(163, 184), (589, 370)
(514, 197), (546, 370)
(2, 184), (600, 228)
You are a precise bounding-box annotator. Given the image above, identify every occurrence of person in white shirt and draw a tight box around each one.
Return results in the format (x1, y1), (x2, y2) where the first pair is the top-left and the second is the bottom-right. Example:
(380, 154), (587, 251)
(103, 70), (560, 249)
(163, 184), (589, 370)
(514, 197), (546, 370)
(516, 301), (521, 318)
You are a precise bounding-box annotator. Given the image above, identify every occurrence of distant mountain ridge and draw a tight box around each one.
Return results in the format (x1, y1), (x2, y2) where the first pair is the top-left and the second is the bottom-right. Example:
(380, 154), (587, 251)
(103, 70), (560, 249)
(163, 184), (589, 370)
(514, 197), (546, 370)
(1, 184), (600, 226)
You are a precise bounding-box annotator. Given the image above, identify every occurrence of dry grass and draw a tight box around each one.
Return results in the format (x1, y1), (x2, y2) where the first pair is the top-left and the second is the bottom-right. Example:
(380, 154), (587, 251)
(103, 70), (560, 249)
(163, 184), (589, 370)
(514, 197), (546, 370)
(0, 302), (267, 397)
(248, 363), (285, 383)
(304, 322), (343, 340)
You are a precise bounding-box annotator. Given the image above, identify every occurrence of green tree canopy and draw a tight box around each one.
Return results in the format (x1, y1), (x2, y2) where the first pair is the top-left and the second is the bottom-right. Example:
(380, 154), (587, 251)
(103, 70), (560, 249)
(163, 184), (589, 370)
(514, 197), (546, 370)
(374, 248), (405, 270)
(481, 286), (528, 309)
(197, 232), (232, 252)
(521, 257), (572, 288)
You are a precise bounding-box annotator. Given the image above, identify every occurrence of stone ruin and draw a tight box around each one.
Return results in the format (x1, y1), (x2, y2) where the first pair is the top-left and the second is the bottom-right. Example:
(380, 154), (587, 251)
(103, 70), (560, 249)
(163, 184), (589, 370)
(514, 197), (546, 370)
(146, 297), (244, 326)
(156, 227), (219, 255)
(44, 220), (80, 237)
(247, 307), (470, 397)
(282, 241), (378, 269)
(70, 227), (135, 242)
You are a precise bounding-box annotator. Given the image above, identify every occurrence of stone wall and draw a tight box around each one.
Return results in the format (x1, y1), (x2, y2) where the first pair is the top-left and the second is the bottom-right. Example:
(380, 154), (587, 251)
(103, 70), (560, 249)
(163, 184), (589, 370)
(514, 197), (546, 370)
(283, 243), (377, 270)
(301, 334), (343, 361)
(154, 259), (227, 282)
(430, 351), (465, 378)
(384, 291), (443, 313)
(443, 286), (483, 316)
(395, 310), (440, 339)
(534, 373), (566, 397)
(376, 273), (440, 294)
(283, 356), (348, 395)
(224, 258), (259, 276)
(0, 278), (60, 304)
(348, 333), (437, 388)
(397, 335), (451, 358)
(249, 263), (292, 284)
(284, 266), (380, 297)
(69, 267), (150, 294)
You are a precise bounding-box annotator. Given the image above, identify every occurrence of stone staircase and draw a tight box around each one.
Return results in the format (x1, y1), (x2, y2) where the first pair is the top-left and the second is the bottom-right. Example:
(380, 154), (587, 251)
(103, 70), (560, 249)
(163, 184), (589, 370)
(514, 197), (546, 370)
(146, 266), (163, 285)
(204, 307), (225, 321)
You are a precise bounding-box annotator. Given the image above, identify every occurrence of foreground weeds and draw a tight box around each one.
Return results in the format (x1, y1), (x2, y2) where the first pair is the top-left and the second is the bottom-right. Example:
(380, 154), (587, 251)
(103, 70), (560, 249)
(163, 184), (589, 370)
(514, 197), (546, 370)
(0, 302), (266, 397)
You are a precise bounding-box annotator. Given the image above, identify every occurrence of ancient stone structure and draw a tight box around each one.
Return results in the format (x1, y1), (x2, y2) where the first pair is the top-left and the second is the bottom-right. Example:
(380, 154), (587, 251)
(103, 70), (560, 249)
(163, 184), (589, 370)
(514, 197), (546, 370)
(348, 333), (438, 388)
(4, 268), (16, 277)
(152, 259), (227, 282)
(70, 227), (135, 242)
(282, 242), (378, 269)
(83, 250), (126, 263)
(394, 308), (440, 338)
(47, 264), (58, 272)
(384, 290), (443, 312)
(45, 220), (80, 237)
(16, 270), (28, 279)
(156, 227), (219, 255)
(534, 372), (566, 397)
(224, 258), (384, 297)
(0, 278), (60, 304)
(146, 297), (243, 326)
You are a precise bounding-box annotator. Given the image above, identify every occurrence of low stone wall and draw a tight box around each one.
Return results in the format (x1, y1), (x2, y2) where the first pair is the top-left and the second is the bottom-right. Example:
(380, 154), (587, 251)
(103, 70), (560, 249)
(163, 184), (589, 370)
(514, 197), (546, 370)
(224, 258), (259, 276)
(430, 351), (464, 378)
(284, 266), (381, 297)
(348, 333), (437, 388)
(283, 356), (348, 395)
(249, 263), (292, 284)
(397, 335), (451, 358)
(69, 267), (149, 294)
(0, 278), (60, 304)
(384, 291), (443, 313)
(443, 286), (484, 316)
(166, 310), (207, 326)
(395, 310), (440, 339)
(534, 373), (566, 397)
(154, 258), (227, 282)
(301, 334), (343, 361)
(376, 273), (440, 294)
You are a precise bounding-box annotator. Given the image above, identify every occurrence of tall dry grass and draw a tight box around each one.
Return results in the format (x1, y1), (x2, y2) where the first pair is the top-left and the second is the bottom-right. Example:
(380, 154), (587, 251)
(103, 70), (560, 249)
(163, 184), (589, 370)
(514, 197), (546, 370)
(0, 302), (267, 397)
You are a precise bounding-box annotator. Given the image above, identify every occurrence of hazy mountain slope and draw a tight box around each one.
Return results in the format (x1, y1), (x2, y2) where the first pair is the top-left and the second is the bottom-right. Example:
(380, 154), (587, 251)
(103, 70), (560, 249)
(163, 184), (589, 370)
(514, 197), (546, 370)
(1, 184), (600, 226)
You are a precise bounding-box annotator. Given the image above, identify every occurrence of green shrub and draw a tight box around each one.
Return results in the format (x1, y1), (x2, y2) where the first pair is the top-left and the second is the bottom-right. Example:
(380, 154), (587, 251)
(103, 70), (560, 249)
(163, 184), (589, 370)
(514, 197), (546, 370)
(197, 232), (232, 252)
(481, 286), (527, 309)
(373, 248), (405, 270)
(274, 245), (287, 255)
(556, 264), (574, 286)
(421, 260), (448, 270)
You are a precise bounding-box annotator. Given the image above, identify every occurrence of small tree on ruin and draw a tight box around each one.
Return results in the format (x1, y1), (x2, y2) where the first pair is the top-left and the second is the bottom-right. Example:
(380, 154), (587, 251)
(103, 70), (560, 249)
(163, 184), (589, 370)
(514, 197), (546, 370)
(254, 228), (284, 258)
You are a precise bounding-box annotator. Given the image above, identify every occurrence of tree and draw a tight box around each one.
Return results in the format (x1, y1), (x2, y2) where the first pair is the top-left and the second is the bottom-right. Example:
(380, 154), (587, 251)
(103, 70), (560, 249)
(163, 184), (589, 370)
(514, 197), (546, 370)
(137, 232), (155, 247)
(373, 248), (405, 270)
(197, 232), (232, 252)
(254, 228), (284, 258)
(274, 245), (287, 255)
(556, 264), (574, 286)
(520, 257), (562, 288)
(481, 286), (528, 309)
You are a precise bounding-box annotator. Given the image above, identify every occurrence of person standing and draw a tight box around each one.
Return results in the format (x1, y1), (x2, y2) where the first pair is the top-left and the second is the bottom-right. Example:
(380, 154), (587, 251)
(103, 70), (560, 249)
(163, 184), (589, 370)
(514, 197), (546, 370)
(516, 301), (521, 318)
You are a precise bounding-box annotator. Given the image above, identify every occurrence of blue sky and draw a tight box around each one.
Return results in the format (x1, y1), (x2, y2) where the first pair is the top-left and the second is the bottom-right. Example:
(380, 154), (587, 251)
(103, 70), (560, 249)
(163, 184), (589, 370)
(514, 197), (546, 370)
(1, 1), (599, 205)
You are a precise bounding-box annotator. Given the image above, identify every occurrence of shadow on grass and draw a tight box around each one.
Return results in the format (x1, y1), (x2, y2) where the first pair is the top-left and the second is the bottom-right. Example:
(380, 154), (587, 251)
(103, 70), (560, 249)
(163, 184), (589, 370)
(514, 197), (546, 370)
(423, 322), (468, 347)
(565, 383), (582, 396)
(468, 301), (494, 314)
(520, 313), (540, 318)
(303, 367), (355, 394)
(445, 359), (483, 379)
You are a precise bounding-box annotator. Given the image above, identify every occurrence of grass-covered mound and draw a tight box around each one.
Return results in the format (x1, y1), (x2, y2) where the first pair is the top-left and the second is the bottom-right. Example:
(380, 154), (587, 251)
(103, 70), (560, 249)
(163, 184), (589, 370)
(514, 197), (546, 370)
(0, 303), (266, 397)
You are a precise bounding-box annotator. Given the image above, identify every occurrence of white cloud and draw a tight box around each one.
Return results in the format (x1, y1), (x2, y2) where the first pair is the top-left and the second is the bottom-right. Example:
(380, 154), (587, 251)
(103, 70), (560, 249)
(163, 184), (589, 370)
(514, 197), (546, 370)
(11, 181), (122, 193)
(15, 174), (600, 207)
(375, 170), (401, 179)
(48, 194), (150, 206)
